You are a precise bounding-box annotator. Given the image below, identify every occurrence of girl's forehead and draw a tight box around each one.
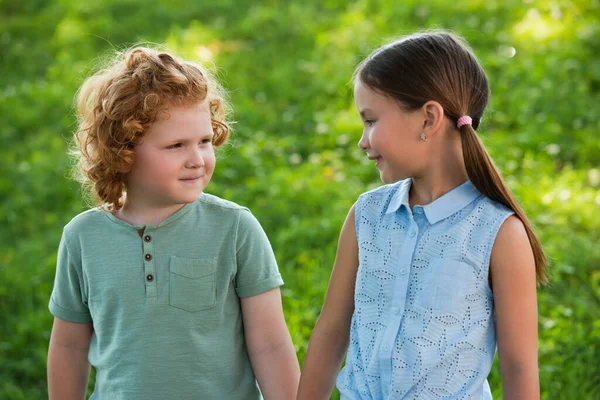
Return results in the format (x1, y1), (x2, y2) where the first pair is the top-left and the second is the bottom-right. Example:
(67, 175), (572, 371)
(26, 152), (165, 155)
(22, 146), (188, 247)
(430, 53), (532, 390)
(354, 81), (391, 109)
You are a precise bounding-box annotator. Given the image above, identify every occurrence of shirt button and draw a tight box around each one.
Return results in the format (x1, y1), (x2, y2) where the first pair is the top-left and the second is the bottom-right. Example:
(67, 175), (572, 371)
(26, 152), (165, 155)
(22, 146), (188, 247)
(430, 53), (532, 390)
(409, 230), (416, 237)
(383, 344), (390, 352)
(400, 268), (407, 275)
(414, 207), (423, 214)
(146, 274), (154, 282)
(144, 235), (152, 242)
(391, 307), (400, 315)
(144, 254), (152, 261)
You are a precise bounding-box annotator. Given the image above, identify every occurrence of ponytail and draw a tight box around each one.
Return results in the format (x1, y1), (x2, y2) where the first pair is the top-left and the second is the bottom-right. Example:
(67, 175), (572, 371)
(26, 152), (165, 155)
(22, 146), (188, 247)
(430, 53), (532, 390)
(460, 125), (548, 284)
(353, 31), (549, 284)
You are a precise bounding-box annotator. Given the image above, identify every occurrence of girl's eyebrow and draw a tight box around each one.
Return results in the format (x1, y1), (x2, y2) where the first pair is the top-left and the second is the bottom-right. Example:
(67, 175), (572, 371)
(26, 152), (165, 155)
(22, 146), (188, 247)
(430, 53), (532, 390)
(359, 108), (374, 118)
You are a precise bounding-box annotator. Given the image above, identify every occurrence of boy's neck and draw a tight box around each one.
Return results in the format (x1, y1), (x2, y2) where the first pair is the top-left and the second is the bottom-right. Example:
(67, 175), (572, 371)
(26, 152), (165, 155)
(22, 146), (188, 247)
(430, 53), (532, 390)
(113, 199), (187, 226)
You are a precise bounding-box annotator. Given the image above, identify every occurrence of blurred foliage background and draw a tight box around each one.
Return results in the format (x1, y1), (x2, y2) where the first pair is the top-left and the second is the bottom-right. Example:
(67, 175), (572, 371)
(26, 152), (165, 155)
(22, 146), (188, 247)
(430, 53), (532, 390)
(1, 0), (599, 398)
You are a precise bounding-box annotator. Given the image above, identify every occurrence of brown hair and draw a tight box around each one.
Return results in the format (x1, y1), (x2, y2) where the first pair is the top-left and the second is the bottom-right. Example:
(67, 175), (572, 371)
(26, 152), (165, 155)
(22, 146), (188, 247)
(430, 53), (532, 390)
(355, 31), (548, 284)
(73, 46), (230, 211)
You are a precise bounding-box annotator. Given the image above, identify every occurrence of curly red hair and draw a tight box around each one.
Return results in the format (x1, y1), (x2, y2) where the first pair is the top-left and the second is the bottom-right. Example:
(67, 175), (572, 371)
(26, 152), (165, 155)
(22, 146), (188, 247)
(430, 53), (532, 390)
(73, 46), (230, 211)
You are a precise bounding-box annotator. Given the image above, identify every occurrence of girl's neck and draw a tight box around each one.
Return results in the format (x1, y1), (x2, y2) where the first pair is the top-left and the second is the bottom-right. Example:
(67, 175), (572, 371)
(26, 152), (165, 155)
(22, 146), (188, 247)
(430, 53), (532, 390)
(409, 173), (469, 208)
(409, 138), (469, 207)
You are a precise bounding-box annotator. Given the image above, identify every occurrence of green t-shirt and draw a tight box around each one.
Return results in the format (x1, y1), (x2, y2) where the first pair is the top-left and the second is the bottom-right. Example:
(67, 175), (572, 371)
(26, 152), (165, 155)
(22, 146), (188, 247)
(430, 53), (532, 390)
(49, 193), (284, 399)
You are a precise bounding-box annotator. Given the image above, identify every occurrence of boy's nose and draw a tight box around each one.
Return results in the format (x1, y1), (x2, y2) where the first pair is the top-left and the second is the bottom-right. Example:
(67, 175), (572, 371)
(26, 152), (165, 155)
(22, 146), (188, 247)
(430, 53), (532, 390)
(186, 149), (205, 168)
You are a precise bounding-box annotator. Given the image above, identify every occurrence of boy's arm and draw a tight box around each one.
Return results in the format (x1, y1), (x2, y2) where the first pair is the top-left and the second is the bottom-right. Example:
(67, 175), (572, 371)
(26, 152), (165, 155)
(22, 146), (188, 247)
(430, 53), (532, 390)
(240, 287), (300, 400)
(48, 317), (94, 400)
(491, 216), (540, 399)
(297, 205), (359, 400)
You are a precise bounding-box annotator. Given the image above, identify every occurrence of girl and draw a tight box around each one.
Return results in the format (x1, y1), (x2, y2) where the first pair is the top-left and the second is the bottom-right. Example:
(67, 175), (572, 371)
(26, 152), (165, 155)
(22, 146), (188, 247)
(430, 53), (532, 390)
(47, 47), (300, 399)
(298, 32), (546, 399)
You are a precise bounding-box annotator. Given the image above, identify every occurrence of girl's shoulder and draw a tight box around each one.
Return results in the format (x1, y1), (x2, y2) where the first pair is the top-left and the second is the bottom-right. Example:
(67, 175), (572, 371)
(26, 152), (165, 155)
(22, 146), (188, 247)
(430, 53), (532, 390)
(474, 195), (515, 221)
(356, 179), (408, 211)
(360, 179), (406, 199)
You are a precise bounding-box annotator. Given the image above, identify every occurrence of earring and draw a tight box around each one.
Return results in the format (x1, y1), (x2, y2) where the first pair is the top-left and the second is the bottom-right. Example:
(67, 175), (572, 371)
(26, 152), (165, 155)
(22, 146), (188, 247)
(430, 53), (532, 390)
(420, 132), (427, 141)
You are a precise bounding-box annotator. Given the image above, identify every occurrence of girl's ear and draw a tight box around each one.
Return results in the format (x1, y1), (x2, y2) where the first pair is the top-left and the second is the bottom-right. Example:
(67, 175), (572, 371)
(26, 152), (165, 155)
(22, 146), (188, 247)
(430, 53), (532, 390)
(421, 101), (446, 134)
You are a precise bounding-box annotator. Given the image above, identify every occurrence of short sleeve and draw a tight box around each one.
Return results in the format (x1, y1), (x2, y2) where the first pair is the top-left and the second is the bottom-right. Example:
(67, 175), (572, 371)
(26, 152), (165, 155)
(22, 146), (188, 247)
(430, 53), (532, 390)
(48, 230), (92, 323)
(234, 209), (283, 298)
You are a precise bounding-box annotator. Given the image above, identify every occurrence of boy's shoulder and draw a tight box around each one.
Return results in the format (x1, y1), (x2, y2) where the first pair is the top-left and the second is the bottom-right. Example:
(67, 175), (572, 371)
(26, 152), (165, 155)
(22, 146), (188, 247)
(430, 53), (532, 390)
(197, 192), (249, 213)
(61, 195), (257, 235)
(196, 193), (266, 232)
(63, 207), (109, 236)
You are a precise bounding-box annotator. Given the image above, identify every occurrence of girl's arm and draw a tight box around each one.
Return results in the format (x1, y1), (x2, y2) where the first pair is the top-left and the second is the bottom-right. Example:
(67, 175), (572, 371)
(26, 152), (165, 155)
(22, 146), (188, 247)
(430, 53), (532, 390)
(297, 205), (359, 400)
(241, 287), (300, 400)
(47, 317), (94, 400)
(491, 215), (540, 399)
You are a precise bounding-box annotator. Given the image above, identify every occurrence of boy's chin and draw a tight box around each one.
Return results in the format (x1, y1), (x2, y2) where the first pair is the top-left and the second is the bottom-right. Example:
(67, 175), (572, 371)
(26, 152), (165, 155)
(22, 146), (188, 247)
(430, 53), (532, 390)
(176, 191), (205, 204)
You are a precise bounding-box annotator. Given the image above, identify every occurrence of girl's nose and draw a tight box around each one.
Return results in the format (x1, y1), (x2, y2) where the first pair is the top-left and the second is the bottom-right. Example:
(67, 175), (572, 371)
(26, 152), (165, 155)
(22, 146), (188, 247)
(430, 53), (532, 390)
(358, 133), (370, 151)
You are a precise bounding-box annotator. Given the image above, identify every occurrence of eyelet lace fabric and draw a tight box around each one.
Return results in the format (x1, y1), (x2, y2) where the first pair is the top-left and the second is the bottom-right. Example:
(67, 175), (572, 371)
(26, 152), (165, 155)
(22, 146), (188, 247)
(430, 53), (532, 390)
(336, 180), (513, 399)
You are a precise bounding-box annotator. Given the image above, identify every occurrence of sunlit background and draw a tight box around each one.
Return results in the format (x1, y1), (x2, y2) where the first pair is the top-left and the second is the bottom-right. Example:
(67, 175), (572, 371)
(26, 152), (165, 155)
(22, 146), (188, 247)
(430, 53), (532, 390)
(1, 0), (599, 398)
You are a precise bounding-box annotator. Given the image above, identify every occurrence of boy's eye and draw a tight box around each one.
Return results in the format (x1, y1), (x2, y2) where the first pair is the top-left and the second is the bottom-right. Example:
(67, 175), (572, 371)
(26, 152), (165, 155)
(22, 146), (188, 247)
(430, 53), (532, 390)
(167, 143), (182, 149)
(200, 138), (212, 144)
(365, 119), (376, 127)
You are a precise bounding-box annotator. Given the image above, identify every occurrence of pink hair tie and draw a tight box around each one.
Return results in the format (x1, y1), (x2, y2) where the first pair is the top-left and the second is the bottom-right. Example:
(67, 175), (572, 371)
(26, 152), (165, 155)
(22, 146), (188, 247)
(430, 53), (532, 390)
(457, 115), (472, 128)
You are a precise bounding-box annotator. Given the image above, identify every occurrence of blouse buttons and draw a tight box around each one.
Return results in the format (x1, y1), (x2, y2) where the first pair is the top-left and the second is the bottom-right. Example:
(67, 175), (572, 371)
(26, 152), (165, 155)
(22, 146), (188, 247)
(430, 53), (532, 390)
(144, 235), (152, 242)
(144, 254), (152, 261)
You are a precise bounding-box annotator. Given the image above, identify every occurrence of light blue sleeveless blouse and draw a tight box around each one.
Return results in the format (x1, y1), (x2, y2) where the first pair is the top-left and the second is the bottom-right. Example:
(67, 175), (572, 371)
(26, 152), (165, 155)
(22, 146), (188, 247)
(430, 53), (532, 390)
(337, 179), (514, 399)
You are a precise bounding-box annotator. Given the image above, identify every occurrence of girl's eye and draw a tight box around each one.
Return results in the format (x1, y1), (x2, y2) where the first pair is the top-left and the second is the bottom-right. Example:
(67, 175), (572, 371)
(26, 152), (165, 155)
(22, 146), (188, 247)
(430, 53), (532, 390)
(365, 119), (376, 127)
(200, 138), (212, 144)
(167, 143), (182, 149)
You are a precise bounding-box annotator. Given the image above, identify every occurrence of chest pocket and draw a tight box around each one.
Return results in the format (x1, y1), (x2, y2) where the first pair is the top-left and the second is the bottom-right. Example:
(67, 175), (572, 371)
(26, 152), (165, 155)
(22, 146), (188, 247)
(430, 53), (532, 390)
(422, 257), (479, 314)
(169, 257), (216, 312)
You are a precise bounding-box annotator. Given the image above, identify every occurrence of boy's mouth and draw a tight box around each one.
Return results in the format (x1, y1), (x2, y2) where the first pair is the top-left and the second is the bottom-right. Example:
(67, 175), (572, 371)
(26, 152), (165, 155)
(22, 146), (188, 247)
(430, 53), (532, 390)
(180, 176), (202, 183)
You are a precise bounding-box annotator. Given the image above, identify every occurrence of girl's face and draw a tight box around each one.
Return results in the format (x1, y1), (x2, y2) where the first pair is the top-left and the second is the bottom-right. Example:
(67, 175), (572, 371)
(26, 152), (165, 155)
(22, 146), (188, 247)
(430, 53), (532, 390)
(354, 80), (427, 183)
(125, 102), (216, 209)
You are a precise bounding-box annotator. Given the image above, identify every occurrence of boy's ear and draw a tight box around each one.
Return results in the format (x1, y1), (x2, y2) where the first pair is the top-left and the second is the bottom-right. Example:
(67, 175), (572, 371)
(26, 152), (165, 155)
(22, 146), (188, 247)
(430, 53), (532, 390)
(421, 101), (445, 133)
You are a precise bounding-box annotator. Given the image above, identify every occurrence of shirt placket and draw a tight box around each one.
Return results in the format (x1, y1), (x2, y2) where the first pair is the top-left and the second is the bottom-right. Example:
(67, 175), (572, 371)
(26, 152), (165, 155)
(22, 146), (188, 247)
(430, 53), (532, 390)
(379, 207), (421, 397)
(142, 227), (157, 298)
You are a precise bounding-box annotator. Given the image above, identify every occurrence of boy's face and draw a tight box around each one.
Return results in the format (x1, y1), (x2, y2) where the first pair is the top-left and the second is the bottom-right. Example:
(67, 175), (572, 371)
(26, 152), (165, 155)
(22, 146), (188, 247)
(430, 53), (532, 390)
(125, 102), (215, 209)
